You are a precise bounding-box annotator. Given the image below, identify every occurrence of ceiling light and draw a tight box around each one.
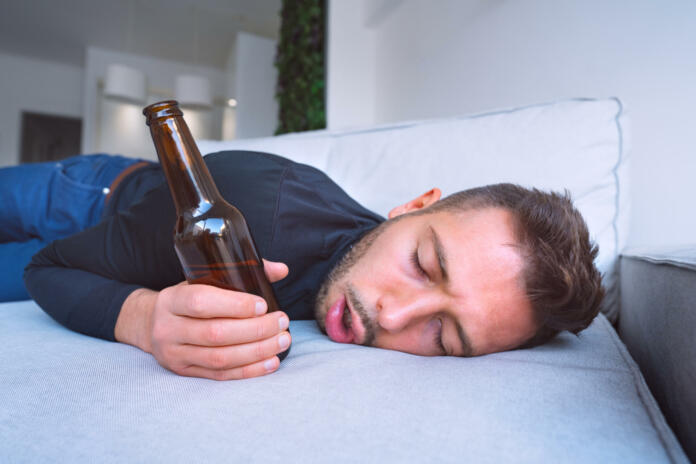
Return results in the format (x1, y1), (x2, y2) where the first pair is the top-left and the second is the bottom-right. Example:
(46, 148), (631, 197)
(103, 64), (147, 104)
(227, 98), (238, 107)
(175, 75), (213, 109)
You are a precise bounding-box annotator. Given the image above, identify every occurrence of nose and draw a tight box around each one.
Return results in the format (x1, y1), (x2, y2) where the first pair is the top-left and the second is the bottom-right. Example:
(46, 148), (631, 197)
(376, 291), (440, 332)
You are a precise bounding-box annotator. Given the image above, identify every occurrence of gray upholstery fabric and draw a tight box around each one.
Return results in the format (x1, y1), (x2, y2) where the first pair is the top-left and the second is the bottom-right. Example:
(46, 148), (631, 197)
(1, 300), (688, 463)
(620, 250), (696, 462)
(623, 246), (696, 270)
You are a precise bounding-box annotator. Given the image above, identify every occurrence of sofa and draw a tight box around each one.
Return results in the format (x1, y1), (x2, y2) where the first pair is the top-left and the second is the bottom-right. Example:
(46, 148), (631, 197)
(1, 98), (692, 463)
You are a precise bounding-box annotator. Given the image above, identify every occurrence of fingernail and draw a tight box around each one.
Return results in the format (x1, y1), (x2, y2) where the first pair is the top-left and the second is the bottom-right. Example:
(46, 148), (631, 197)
(264, 358), (276, 372)
(278, 334), (290, 349)
(278, 315), (289, 331)
(255, 301), (266, 315)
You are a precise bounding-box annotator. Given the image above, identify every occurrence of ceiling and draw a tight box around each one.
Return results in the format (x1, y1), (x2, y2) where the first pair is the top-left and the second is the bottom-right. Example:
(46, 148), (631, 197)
(0, 0), (282, 69)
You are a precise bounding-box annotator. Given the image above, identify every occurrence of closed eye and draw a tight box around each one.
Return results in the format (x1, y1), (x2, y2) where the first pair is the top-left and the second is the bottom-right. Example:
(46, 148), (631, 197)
(410, 249), (427, 278)
(433, 318), (446, 355)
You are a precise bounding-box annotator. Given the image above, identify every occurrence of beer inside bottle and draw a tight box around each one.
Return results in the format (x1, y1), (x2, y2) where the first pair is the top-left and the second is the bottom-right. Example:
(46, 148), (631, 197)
(142, 100), (282, 316)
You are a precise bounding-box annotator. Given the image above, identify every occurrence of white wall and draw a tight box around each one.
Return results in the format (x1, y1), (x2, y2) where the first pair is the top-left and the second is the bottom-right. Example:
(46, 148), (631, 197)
(327, 0), (696, 248)
(233, 32), (278, 138)
(83, 47), (228, 161)
(0, 52), (83, 166)
(326, 0), (378, 129)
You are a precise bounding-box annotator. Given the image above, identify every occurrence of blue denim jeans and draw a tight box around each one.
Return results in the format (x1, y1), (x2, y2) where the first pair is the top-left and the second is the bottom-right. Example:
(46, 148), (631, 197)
(0, 154), (141, 301)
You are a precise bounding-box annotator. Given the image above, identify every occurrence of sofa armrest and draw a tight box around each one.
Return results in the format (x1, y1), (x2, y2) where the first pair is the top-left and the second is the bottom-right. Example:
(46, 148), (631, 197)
(619, 247), (696, 461)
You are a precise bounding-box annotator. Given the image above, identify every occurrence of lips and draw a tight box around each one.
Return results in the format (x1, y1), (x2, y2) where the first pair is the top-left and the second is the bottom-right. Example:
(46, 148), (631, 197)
(325, 295), (354, 343)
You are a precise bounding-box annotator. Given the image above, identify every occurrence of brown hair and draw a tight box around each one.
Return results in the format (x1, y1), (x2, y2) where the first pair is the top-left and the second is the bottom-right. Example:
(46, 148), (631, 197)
(424, 183), (604, 348)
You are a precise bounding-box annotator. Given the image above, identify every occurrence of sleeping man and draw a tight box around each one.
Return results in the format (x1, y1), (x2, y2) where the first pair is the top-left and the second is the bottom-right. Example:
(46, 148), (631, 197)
(7, 151), (603, 380)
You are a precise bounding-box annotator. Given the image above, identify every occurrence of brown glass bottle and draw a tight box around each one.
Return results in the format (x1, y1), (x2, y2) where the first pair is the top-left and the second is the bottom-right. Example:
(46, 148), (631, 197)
(143, 101), (286, 356)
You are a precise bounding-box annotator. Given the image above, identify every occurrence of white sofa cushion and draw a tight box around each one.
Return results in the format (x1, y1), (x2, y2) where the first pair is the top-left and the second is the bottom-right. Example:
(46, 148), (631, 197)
(198, 98), (629, 321)
(198, 130), (333, 174)
(0, 300), (686, 463)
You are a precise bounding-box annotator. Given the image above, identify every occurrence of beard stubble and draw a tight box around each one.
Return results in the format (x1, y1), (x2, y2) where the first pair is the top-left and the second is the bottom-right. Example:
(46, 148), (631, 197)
(313, 220), (392, 345)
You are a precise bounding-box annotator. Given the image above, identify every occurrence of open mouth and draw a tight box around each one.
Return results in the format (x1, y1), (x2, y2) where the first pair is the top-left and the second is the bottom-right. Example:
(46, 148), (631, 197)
(342, 300), (353, 331)
(325, 294), (354, 343)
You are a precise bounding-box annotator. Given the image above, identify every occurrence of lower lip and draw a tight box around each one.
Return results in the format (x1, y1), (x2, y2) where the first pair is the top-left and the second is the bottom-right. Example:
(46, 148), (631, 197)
(325, 295), (354, 343)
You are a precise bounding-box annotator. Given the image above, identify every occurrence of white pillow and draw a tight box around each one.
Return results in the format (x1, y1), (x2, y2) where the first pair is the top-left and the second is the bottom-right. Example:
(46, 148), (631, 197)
(199, 98), (630, 321)
(197, 130), (332, 173)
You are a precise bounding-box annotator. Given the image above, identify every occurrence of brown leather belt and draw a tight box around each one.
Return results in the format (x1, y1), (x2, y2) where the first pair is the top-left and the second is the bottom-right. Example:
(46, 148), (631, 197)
(104, 161), (150, 205)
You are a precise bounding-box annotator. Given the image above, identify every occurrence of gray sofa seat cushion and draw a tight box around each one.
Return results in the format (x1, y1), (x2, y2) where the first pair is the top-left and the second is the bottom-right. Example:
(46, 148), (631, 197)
(0, 300), (688, 463)
(620, 247), (696, 462)
(622, 246), (696, 270)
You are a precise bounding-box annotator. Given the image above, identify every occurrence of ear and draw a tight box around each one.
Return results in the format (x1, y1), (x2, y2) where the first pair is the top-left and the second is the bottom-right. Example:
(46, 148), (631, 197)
(388, 188), (442, 219)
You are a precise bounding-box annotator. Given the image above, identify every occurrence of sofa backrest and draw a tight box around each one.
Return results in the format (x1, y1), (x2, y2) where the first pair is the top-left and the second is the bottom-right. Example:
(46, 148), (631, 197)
(197, 98), (630, 321)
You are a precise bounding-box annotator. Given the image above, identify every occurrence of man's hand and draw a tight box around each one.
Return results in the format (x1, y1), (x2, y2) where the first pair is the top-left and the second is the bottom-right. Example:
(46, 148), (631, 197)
(115, 259), (291, 381)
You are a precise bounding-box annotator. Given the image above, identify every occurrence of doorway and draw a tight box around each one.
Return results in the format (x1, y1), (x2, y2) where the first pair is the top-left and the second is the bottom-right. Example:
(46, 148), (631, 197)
(19, 112), (82, 164)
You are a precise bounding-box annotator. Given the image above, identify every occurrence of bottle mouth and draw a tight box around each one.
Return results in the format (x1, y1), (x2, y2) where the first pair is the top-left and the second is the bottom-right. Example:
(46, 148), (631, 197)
(143, 100), (183, 125)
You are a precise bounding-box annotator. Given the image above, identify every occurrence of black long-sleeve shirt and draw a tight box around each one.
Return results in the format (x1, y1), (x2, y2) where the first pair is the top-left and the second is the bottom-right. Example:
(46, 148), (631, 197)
(25, 151), (383, 341)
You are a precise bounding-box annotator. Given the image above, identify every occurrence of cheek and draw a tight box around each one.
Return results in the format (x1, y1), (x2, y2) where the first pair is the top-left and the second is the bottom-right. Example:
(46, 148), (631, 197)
(350, 245), (394, 284)
(474, 305), (536, 353)
(504, 309), (538, 345)
(351, 258), (413, 303)
(375, 319), (438, 355)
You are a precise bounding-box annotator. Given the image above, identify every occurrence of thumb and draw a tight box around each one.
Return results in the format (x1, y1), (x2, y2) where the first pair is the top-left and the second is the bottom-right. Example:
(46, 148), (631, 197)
(262, 259), (289, 283)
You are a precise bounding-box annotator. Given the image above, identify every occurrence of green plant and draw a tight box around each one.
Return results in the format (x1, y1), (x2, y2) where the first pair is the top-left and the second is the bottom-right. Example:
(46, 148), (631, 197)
(274, 0), (326, 134)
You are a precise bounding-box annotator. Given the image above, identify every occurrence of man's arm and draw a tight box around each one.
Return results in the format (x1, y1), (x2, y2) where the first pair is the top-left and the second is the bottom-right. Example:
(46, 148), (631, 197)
(24, 178), (292, 380)
(114, 260), (291, 380)
(24, 183), (185, 341)
(114, 287), (157, 353)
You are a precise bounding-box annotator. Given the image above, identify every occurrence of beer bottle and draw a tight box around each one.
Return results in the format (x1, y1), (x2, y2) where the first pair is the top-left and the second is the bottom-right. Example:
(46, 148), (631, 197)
(143, 100), (289, 360)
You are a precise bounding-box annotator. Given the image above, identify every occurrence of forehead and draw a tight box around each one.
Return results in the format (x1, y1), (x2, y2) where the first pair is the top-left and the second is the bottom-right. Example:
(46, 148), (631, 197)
(430, 205), (519, 248)
(427, 208), (536, 352)
(432, 207), (524, 287)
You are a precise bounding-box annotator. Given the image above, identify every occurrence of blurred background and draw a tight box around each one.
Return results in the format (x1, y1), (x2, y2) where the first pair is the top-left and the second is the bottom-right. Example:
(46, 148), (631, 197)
(0, 0), (694, 248)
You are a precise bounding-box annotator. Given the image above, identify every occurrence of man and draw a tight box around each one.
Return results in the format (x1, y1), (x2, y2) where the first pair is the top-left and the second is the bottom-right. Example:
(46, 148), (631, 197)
(18, 151), (603, 381)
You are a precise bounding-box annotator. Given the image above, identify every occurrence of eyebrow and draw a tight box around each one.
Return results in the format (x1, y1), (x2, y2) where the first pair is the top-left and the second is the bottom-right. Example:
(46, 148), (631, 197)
(429, 226), (449, 284)
(429, 226), (473, 357)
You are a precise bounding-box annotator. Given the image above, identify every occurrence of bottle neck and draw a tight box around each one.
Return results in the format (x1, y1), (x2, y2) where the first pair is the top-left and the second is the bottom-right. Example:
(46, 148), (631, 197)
(148, 115), (221, 215)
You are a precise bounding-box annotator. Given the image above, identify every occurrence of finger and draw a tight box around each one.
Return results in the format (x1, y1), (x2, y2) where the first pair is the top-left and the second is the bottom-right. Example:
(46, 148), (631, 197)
(177, 356), (280, 381)
(180, 331), (291, 370)
(178, 311), (290, 346)
(171, 284), (268, 318)
(262, 259), (289, 283)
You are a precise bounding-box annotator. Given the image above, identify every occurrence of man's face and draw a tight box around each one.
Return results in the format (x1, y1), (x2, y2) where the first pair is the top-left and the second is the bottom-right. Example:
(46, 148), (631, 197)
(314, 207), (538, 357)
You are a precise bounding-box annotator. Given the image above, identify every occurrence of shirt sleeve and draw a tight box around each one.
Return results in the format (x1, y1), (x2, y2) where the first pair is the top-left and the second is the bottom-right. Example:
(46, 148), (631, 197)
(24, 181), (184, 341)
(23, 151), (287, 341)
